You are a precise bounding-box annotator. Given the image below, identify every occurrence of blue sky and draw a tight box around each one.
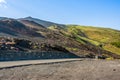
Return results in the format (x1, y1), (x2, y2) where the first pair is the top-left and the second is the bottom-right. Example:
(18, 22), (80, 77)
(0, 0), (120, 30)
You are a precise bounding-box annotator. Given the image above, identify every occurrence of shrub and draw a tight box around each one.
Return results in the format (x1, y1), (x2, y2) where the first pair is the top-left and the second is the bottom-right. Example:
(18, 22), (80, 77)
(111, 42), (120, 48)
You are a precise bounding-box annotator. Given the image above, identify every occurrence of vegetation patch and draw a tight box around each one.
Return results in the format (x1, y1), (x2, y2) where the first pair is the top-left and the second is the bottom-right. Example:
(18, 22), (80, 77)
(111, 42), (120, 48)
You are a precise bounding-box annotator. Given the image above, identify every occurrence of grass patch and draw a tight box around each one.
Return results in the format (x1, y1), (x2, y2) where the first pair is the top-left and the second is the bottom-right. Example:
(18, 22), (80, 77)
(65, 25), (120, 55)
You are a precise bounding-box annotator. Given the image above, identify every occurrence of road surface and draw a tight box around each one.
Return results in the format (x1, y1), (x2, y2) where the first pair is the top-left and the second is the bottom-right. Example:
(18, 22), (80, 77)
(0, 58), (82, 69)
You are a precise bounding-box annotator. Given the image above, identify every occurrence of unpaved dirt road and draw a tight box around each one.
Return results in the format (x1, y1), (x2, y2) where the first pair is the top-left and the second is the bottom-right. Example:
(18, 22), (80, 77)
(0, 59), (120, 80)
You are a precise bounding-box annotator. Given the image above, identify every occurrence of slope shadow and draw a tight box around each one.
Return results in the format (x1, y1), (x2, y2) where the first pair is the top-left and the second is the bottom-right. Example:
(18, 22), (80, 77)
(0, 28), (18, 36)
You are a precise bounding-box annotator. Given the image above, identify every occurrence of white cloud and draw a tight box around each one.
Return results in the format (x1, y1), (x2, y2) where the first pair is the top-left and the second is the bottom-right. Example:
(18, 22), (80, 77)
(0, 0), (6, 3)
(0, 0), (7, 8)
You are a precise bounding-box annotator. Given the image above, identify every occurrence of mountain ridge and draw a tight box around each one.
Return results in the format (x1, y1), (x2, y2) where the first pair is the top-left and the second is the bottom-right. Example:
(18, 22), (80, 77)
(0, 16), (120, 59)
(18, 16), (64, 28)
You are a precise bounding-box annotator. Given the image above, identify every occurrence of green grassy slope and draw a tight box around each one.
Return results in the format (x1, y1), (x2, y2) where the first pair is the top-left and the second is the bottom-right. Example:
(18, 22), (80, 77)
(65, 25), (120, 55)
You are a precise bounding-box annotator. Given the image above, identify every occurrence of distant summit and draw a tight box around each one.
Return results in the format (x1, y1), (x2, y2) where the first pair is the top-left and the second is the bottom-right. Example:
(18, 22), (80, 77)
(0, 17), (8, 20)
(19, 16), (63, 27)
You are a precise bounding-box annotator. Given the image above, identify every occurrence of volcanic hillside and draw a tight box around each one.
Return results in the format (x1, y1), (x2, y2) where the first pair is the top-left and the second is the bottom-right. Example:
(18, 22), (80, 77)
(0, 17), (120, 60)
